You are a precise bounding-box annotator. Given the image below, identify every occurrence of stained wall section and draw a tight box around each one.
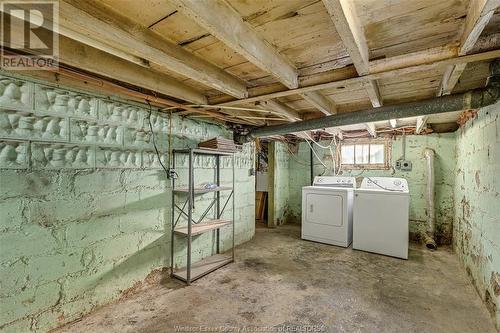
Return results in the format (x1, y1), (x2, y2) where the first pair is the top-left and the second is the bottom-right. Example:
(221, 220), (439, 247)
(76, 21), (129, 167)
(454, 101), (500, 330)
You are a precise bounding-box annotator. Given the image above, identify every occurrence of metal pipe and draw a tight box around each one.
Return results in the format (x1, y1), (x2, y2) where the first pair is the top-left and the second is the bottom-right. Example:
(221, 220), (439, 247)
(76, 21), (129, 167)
(423, 148), (437, 250)
(244, 87), (500, 139)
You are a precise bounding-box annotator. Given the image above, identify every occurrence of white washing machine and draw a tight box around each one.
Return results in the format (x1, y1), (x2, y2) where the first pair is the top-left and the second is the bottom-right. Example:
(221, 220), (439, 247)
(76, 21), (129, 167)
(301, 176), (355, 247)
(353, 177), (410, 259)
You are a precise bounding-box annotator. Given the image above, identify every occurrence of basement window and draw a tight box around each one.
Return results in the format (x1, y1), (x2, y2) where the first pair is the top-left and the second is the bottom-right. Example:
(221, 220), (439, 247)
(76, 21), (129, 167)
(340, 140), (390, 169)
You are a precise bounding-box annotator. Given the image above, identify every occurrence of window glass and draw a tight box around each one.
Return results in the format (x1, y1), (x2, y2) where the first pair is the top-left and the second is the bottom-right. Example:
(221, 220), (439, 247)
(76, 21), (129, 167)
(355, 144), (369, 164)
(341, 145), (354, 164)
(369, 144), (384, 164)
(340, 141), (388, 168)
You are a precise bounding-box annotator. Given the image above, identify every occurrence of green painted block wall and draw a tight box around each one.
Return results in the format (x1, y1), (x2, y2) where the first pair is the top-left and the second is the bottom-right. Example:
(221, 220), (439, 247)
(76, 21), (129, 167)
(287, 133), (456, 243)
(454, 101), (500, 330)
(0, 73), (255, 332)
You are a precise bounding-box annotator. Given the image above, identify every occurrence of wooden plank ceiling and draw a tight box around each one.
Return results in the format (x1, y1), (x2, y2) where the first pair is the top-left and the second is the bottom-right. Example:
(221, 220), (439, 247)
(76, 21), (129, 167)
(7, 0), (500, 135)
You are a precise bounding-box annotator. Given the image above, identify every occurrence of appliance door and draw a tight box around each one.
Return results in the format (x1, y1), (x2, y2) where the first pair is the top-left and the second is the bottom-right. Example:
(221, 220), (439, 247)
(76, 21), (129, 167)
(353, 190), (409, 259)
(302, 188), (348, 246)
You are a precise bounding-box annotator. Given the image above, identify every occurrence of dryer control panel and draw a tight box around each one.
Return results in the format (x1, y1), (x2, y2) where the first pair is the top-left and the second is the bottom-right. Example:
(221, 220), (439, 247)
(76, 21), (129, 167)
(313, 176), (356, 188)
(360, 177), (408, 192)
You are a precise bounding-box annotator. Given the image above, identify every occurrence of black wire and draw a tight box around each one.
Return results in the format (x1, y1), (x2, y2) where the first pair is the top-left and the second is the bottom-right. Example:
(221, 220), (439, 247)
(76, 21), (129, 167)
(146, 100), (170, 176)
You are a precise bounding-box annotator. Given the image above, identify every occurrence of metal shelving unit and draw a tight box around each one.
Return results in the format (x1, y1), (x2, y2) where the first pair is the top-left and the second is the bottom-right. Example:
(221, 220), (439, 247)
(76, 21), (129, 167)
(171, 148), (235, 284)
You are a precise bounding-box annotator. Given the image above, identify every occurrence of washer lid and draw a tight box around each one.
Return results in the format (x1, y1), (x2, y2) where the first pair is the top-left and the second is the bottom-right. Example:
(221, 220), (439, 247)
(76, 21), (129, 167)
(313, 176), (356, 188)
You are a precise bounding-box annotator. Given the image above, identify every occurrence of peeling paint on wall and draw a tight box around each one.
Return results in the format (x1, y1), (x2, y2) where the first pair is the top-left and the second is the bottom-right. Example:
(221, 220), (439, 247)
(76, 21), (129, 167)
(0, 72), (256, 333)
(454, 100), (500, 331)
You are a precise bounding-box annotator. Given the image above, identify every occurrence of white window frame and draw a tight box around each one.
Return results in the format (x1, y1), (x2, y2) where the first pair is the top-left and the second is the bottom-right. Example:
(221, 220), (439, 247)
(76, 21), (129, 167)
(340, 139), (391, 170)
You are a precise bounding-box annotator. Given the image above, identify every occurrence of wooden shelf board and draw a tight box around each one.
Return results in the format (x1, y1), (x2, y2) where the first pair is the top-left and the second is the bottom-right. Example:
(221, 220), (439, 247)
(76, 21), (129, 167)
(174, 219), (232, 236)
(173, 254), (233, 282)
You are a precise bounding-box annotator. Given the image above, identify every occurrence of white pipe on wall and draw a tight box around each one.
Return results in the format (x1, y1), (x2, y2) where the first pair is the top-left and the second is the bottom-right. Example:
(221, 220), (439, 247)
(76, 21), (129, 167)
(423, 148), (437, 250)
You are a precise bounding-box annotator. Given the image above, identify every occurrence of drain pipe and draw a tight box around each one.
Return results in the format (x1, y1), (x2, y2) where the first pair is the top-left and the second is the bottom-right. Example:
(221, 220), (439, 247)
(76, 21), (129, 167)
(423, 148), (437, 250)
(242, 86), (500, 140)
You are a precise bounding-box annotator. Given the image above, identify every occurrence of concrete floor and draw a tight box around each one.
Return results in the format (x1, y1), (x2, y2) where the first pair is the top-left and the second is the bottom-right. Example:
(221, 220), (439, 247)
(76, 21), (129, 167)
(55, 224), (495, 333)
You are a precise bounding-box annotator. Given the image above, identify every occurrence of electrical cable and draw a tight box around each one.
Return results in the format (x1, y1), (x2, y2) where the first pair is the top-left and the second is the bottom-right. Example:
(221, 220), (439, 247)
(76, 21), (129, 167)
(146, 100), (170, 177)
(304, 139), (328, 175)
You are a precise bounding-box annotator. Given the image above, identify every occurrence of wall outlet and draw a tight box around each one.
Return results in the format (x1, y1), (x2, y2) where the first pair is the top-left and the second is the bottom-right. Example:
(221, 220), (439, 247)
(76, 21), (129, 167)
(396, 160), (412, 171)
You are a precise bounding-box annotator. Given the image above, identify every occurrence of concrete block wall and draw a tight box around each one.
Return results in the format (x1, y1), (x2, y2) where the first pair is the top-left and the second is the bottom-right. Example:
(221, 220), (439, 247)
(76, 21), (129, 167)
(0, 72), (255, 332)
(454, 101), (500, 330)
(287, 133), (456, 243)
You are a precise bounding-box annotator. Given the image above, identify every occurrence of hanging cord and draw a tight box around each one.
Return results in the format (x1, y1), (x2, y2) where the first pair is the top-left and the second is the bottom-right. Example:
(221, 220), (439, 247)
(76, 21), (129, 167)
(146, 100), (170, 176)
(304, 139), (328, 175)
(303, 132), (339, 175)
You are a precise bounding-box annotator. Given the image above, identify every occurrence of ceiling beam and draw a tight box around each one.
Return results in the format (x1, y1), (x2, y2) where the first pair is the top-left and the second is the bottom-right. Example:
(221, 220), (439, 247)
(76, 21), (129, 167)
(322, 0), (369, 75)
(4, 26), (207, 105)
(438, 0), (500, 95)
(172, 0), (316, 121)
(416, 116), (428, 134)
(322, 0), (382, 136)
(56, 36), (207, 105)
(368, 44), (458, 73)
(460, 0), (500, 55)
(3, 0), (249, 99)
(365, 123), (377, 138)
(216, 49), (500, 106)
(174, 0), (298, 89)
(256, 100), (301, 122)
(363, 80), (383, 107)
(300, 92), (337, 115)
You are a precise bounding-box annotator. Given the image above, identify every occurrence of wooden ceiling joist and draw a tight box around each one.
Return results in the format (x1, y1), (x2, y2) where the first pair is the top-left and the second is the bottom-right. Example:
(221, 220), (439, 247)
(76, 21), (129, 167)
(365, 123), (377, 138)
(57, 36), (207, 105)
(416, 116), (428, 134)
(174, 0), (298, 90)
(56, 1), (248, 99)
(173, 0), (325, 121)
(256, 100), (301, 122)
(216, 49), (500, 107)
(322, 0), (382, 133)
(363, 80), (383, 107)
(438, 0), (500, 95)
(300, 92), (337, 115)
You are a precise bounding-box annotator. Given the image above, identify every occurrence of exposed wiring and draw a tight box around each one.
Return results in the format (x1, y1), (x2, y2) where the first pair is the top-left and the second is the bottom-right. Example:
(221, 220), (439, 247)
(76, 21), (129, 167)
(146, 100), (170, 177)
(304, 139), (328, 169)
(303, 132), (342, 175)
(304, 139), (328, 175)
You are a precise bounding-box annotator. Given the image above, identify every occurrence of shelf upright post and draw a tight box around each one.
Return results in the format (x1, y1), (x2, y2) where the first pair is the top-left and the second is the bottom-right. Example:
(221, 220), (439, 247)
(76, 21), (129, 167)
(187, 149), (194, 285)
(232, 153), (235, 261)
(170, 151), (176, 277)
(216, 155), (220, 254)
